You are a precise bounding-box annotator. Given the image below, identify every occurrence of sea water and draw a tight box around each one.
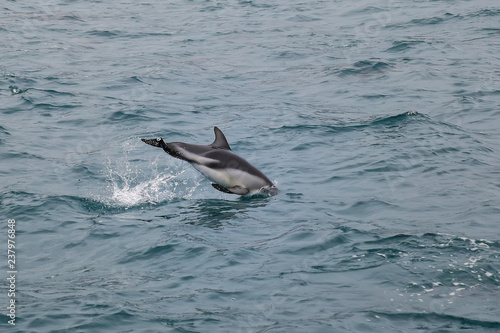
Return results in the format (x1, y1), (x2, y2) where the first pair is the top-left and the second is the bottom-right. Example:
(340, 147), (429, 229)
(1, 1), (500, 332)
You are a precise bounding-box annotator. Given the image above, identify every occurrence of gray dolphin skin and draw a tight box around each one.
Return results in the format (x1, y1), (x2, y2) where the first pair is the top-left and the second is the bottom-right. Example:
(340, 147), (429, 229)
(141, 127), (278, 196)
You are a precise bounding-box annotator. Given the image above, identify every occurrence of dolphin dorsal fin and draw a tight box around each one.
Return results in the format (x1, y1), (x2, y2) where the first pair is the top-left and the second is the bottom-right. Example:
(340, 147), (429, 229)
(211, 127), (231, 150)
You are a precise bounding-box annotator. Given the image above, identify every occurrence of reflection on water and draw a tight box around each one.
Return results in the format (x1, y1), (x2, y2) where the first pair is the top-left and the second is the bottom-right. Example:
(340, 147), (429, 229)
(182, 197), (271, 229)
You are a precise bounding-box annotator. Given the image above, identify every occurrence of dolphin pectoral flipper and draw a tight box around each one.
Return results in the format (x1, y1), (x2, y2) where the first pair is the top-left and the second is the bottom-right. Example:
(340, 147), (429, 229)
(211, 183), (232, 194)
(211, 183), (249, 195)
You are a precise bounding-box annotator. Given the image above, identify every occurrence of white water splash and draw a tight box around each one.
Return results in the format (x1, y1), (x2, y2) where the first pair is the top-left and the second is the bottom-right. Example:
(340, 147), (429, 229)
(105, 161), (206, 207)
(110, 170), (186, 206)
(99, 140), (204, 207)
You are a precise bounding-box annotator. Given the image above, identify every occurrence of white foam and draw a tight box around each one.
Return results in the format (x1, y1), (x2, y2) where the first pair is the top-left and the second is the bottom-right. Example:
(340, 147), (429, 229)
(98, 140), (204, 207)
(110, 170), (187, 206)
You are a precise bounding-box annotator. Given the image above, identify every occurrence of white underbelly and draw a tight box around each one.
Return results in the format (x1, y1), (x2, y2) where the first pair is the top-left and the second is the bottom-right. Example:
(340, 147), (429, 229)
(191, 163), (266, 190)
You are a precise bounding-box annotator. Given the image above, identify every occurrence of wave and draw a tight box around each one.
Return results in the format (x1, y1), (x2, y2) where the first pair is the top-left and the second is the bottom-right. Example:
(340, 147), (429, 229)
(465, 8), (500, 18)
(276, 111), (430, 134)
(86, 29), (121, 37)
(275, 226), (499, 285)
(370, 311), (500, 329)
(105, 110), (155, 122)
(385, 40), (427, 53)
(368, 110), (429, 126)
(0, 125), (10, 145)
(387, 8), (499, 31)
(337, 59), (393, 77)
(14, 87), (82, 110)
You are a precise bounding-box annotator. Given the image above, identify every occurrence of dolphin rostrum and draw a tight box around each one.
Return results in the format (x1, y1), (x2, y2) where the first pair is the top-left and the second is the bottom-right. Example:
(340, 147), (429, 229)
(141, 127), (278, 196)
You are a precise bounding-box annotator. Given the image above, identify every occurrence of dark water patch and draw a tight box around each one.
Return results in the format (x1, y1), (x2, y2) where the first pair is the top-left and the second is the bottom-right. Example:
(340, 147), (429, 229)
(276, 111), (430, 135)
(387, 12), (460, 29)
(36, 88), (76, 97)
(29, 102), (80, 111)
(0, 148), (33, 160)
(285, 192), (303, 200)
(115, 32), (174, 39)
(287, 14), (321, 22)
(363, 232), (499, 252)
(18, 88), (81, 110)
(370, 311), (500, 330)
(276, 50), (308, 60)
(42, 195), (98, 213)
(117, 243), (178, 264)
(129, 75), (145, 84)
(363, 233), (412, 245)
(337, 59), (393, 77)
(344, 6), (386, 16)
(79, 196), (128, 214)
(106, 110), (154, 122)
(369, 111), (429, 127)
(0, 124), (9, 136)
(183, 198), (270, 228)
(291, 140), (329, 151)
(385, 40), (427, 53)
(59, 14), (84, 22)
(3, 72), (38, 86)
(86, 29), (121, 37)
(408, 14), (453, 26)
(135, 31), (173, 38)
(354, 232), (500, 288)
(0, 190), (46, 204)
(6, 87), (77, 101)
(360, 93), (389, 99)
(337, 198), (400, 218)
(0, 192), (93, 229)
(87, 227), (122, 240)
(200, 3), (225, 12)
(362, 157), (424, 174)
(387, 9), (500, 32)
(44, 76), (79, 85)
(79, 196), (165, 215)
(466, 8), (500, 18)
(67, 309), (136, 331)
(456, 89), (500, 99)
(481, 28), (500, 35)
(237, 1), (274, 9)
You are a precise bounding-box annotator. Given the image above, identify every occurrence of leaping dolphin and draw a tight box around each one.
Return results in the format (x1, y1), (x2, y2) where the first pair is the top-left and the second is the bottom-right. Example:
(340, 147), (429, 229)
(141, 127), (278, 196)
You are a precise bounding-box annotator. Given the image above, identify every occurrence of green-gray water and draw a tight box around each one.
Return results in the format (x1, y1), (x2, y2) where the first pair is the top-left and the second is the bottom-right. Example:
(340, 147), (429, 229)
(1, 1), (500, 332)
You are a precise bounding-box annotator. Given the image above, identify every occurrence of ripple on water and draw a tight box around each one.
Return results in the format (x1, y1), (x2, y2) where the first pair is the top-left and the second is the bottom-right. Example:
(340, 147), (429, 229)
(2, 0), (500, 331)
(337, 59), (393, 77)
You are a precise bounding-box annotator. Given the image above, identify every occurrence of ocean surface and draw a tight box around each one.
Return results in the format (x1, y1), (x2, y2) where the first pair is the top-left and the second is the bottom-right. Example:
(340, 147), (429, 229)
(1, 0), (500, 332)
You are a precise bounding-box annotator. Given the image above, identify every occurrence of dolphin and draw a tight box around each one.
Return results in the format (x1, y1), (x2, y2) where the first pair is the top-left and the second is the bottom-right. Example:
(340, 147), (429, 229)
(141, 127), (278, 196)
